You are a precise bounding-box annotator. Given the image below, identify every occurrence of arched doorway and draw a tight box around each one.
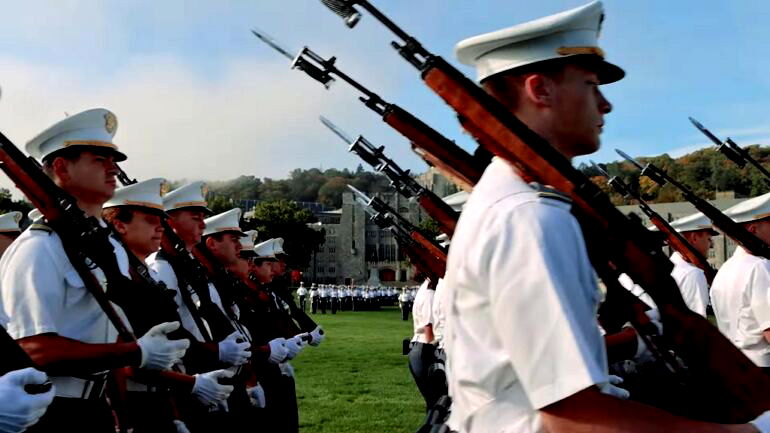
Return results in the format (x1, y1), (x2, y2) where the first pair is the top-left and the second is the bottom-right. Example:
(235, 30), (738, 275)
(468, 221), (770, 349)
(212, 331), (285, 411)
(379, 268), (396, 282)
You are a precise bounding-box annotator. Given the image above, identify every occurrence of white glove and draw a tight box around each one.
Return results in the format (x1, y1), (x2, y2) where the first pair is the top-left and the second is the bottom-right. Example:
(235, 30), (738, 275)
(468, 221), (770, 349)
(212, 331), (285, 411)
(279, 362), (295, 378)
(137, 322), (190, 370)
(217, 331), (251, 366)
(267, 338), (288, 364)
(309, 326), (325, 347)
(0, 368), (55, 432)
(173, 419), (192, 433)
(192, 369), (235, 407)
(285, 335), (305, 360)
(247, 383), (266, 409)
(751, 411), (770, 433)
(599, 375), (630, 400)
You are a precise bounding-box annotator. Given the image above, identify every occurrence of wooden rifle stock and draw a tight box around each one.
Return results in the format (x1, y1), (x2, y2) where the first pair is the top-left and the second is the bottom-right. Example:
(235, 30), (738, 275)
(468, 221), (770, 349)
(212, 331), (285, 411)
(416, 56), (770, 421)
(646, 213), (716, 284)
(383, 105), (483, 191)
(415, 194), (457, 238)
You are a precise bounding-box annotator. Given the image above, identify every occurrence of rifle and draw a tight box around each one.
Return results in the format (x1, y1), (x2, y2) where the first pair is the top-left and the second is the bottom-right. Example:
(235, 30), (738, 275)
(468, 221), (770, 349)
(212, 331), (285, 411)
(320, 116), (459, 237)
(316, 0), (770, 421)
(616, 149), (770, 260)
(347, 185), (446, 281)
(269, 286), (322, 334)
(592, 162), (717, 284)
(690, 117), (770, 182)
(251, 28), (484, 192)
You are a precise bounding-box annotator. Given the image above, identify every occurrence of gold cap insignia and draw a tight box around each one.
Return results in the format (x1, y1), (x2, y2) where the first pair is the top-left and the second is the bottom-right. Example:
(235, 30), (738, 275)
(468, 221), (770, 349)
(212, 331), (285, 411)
(104, 112), (117, 135)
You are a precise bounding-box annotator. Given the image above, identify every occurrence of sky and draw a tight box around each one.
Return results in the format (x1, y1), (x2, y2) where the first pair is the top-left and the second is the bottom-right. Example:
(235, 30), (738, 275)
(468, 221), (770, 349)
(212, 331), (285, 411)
(1, 0), (770, 194)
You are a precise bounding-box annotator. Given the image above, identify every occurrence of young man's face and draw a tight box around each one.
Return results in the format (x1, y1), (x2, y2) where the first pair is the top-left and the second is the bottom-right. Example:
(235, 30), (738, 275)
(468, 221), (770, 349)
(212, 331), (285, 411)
(113, 209), (165, 259)
(748, 219), (770, 245)
(252, 259), (275, 284)
(683, 230), (714, 257)
(547, 65), (612, 158)
(55, 151), (119, 203)
(270, 259), (287, 278)
(206, 232), (243, 266)
(168, 209), (206, 247)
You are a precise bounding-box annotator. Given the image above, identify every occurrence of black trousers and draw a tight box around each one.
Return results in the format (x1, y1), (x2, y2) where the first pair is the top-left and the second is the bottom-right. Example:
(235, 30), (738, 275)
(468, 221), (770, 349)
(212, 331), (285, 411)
(299, 295), (306, 312)
(125, 391), (176, 433)
(331, 298), (338, 314)
(26, 397), (115, 433)
(408, 342), (447, 412)
(311, 297), (318, 314)
(262, 372), (299, 433)
(400, 303), (410, 321)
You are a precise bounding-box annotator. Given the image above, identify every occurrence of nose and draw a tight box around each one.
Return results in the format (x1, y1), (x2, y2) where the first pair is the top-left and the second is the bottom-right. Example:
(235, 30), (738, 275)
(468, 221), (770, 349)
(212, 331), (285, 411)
(598, 90), (612, 114)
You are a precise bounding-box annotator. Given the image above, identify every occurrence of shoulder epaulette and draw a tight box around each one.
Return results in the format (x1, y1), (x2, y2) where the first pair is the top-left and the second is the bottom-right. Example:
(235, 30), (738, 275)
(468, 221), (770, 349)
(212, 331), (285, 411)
(29, 219), (53, 234)
(530, 183), (572, 205)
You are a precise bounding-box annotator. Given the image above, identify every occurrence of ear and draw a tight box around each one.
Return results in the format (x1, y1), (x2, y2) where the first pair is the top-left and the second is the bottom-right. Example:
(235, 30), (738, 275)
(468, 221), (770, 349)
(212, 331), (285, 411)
(112, 220), (129, 237)
(521, 73), (554, 107)
(51, 157), (71, 182)
(204, 236), (216, 251)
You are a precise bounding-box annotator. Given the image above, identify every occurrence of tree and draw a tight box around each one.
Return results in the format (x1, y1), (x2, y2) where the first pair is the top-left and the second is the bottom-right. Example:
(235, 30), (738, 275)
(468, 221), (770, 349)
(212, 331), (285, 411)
(417, 217), (442, 240)
(245, 200), (325, 270)
(317, 176), (350, 208)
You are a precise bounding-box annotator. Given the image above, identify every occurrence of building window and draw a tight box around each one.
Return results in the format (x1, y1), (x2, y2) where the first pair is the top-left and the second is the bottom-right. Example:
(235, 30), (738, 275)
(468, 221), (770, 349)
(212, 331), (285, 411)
(317, 266), (324, 273)
(328, 247), (336, 254)
(398, 207), (409, 214)
(328, 266), (336, 273)
(327, 237), (336, 246)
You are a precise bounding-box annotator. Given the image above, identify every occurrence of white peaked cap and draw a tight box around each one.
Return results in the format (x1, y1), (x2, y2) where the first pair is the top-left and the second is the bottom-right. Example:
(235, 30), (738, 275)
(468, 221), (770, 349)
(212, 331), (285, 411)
(27, 208), (42, 222)
(26, 108), (126, 162)
(254, 237), (288, 259)
(723, 192), (770, 224)
(0, 212), (22, 233)
(455, 1), (624, 83)
(240, 229), (259, 251)
(104, 178), (167, 214)
(202, 208), (244, 237)
(648, 210), (719, 236)
(163, 181), (212, 214)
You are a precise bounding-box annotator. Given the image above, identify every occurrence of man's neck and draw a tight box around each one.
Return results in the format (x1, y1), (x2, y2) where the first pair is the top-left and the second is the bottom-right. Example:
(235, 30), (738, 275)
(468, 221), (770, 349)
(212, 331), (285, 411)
(513, 109), (573, 162)
(76, 199), (104, 219)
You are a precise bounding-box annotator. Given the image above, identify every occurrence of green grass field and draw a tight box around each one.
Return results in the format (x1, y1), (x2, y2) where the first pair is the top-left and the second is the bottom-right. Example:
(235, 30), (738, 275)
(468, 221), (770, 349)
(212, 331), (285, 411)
(291, 306), (425, 433)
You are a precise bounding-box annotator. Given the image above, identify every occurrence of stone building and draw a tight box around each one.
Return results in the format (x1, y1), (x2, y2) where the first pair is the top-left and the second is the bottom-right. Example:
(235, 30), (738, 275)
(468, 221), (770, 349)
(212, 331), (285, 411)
(304, 191), (427, 286)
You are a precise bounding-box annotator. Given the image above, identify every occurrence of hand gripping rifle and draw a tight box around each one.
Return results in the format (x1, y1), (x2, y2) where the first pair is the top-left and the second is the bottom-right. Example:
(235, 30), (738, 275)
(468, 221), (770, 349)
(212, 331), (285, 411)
(318, 1), (770, 421)
(592, 162), (717, 284)
(251, 28), (484, 192)
(320, 116), (459, 237)
(347, 185), (446, 281)
(690, 117), (770, 182)
(616, 149), (770, 260)
(0, 326), (52, 394)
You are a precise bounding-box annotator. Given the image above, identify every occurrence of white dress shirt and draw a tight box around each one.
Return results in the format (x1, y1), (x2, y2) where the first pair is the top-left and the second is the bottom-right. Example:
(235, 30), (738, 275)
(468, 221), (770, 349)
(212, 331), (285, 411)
(711, 247), (770, 366)
(445, 158), (608, 433)
(0, 224), (132, 397)
(669, 252), (709, 317)
(411, 279), (435, 344)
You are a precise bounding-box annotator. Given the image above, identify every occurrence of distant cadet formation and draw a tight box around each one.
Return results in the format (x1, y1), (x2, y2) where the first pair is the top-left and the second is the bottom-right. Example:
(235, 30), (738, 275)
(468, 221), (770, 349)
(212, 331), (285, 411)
(4, 0), (770, 432)
(306, 283), (401, 314)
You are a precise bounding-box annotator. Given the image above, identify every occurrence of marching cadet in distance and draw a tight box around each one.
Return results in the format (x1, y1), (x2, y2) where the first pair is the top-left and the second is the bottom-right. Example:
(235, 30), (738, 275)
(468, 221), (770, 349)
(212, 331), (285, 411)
(297, 281), (308, 312)
(398, 287), (410, 321)
(0, 109), (189, 432)
(408, 276), (446, 412)
(309, 283), (318, 314)
(0, 212), (22, 257)
(447, 2), (769, 432)
(103, 178), (236, 433)
(663, 212), (717, 317)
(711, 193), (770, 375)
(319, 283), (328, 314)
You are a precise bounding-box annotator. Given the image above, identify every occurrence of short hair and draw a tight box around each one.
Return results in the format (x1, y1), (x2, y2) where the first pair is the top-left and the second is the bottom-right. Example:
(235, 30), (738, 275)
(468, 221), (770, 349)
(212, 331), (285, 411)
(482, 55), (597, 111)
(41, 148), (84, 177)
(102, 206), (136, 225)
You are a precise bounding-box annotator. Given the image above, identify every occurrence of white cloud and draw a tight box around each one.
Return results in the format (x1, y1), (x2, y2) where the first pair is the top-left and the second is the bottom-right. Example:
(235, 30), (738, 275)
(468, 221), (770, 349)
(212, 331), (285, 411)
(0, 52), (420, 198)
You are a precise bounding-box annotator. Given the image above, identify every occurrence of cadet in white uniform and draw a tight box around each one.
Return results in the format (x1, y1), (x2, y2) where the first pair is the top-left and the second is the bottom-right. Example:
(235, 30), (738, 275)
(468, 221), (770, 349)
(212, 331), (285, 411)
(0, 109), (188, 432)
(447, 3), (769, 432)
(711, 193), (770, 371)
(408, 278), (446, 411)
(297, 282), (308, 312)
(665, 211), (716, 317)
(309, 283), (318, 314)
